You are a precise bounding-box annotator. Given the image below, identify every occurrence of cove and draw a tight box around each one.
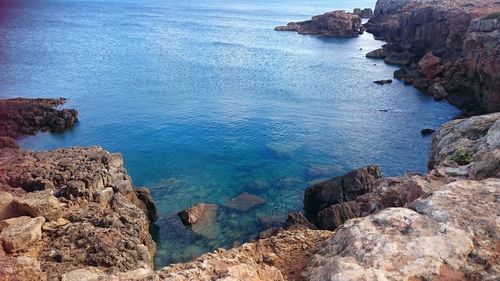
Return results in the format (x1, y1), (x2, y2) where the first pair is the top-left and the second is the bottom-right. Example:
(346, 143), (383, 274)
(0, 0), (460, 267)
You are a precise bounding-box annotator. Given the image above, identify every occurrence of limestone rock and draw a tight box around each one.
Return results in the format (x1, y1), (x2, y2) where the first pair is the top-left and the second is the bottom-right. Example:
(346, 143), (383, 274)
(13, 189), (62, 221)
(0, 216), (45, 253)
(60, 267), (106, 281)
(275, 10), (363, 37)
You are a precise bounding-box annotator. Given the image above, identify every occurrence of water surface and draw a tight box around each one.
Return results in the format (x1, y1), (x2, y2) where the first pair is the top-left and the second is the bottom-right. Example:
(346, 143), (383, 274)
(0, 0), (460, 267)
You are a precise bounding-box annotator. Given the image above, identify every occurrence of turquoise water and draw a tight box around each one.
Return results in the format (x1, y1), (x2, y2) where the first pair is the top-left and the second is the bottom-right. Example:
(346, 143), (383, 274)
(0, 0), (460, 266)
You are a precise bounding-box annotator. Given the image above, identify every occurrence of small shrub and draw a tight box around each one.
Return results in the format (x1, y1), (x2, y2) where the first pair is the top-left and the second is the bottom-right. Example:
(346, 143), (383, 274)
(451, 149), (474, 166)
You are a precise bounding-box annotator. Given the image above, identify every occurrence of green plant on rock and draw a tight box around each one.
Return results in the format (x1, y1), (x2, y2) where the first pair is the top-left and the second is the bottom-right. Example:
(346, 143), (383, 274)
(451, 149), (474, 166)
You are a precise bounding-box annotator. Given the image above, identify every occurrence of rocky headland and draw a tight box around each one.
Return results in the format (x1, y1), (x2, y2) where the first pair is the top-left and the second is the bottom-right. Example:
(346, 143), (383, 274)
(275, 10), (365, 37)
(365, 0), (500, 115)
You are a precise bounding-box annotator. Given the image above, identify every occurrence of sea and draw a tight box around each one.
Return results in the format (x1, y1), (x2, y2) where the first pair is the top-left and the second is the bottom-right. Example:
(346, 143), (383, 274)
(0, 0), (460, 267)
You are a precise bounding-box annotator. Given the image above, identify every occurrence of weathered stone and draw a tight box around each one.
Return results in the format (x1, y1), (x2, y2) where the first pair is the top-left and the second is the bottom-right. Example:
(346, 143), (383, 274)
(14, 190), (62, 221)
(224, 192), (266, 211)
(0, 216), (45, 253)
(60, 267), (106, 281)
(94, 187), (114, 207)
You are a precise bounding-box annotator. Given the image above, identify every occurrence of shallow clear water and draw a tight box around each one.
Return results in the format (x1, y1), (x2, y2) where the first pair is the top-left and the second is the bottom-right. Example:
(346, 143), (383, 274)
(0, 0), (460, 267)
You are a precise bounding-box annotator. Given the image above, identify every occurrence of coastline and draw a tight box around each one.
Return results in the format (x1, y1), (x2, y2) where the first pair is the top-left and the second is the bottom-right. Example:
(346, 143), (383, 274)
(0, 1), (499, 280)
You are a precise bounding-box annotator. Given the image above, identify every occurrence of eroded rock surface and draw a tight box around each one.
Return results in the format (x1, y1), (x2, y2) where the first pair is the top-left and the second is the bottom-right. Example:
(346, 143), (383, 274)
(275, 10), (363, 37)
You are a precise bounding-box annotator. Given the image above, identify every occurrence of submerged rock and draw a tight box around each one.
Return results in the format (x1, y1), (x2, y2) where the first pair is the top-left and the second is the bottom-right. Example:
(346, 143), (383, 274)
(224, 192), (266, 212)
(275, 10), (363, 37)
(178, 203), (218, 226)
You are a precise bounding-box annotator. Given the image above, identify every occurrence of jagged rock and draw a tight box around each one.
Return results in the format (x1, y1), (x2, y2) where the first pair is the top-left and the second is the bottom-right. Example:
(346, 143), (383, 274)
(178, 203), (218, 226)
(283, 212), (316, 230)
(303, 165), (381, 224)
(0, 191), (15, 220)
(0, 216), (45, 253)
(353, 8), (373, 19)
(224, 192), (266, 211)
(373, 79), (393, 85)
(13, 190), (62, 221)
(275, 10), (363, 37)
(429, 82), (448, 100)
(135, 188), (159, 222)
(94, 187), (114, 207)
(317, 201), (357, 231)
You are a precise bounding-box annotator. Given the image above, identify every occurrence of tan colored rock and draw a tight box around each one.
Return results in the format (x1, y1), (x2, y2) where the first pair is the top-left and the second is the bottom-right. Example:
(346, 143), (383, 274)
(94, 186), (114, 207)
(0, 191), (16, 220)
(178, 203), (218, 226)
(60, 267), (106, 281)
(0, 216), (45, 253)
(14, 189), (62, 221)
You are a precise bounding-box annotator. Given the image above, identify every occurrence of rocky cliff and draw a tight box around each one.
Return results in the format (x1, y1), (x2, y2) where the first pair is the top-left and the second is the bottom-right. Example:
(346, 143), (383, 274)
(365, 0), (500, 114)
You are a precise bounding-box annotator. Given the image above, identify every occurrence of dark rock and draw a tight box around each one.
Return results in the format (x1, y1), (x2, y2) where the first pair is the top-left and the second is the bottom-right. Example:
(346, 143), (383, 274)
(283, 212), (316, 230)
(317, 201), (358, 230)
(366, 48), (386, 58)
(135, 188), (159, 223)
(275, 10), (363, 37)
(223, 192), (266, 212)
(373, 79), (393, 85)
(421, 129), (436, 136)
(353, 8), (374, 19)
(303, 165), (381, 223)
(428, 83), (448, 101)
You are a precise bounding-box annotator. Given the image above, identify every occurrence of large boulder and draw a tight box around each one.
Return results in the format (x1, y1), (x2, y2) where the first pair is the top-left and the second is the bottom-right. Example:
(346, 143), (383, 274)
(275, 10), (363, 37)
(0, 216), (45, 253)
(317, 201), (357, 230)
(418, 52), (442, 79)
(303, 165), (381, 223)
(13, 190), (62, 221)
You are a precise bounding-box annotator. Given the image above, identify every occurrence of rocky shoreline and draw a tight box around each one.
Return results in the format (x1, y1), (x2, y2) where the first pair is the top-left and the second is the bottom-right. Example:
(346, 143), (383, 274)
(0, 1), (499, 280)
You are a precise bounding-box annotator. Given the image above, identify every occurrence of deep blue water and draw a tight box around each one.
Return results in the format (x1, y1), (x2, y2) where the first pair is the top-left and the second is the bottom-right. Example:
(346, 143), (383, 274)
(0, 0), (460, 266)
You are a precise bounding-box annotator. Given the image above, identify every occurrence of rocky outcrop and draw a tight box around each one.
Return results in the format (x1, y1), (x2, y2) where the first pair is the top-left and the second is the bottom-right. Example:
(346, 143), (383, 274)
(365, 0), (500, 114)
(0, 98), (78, 149)
(275, 10), (363, 37)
